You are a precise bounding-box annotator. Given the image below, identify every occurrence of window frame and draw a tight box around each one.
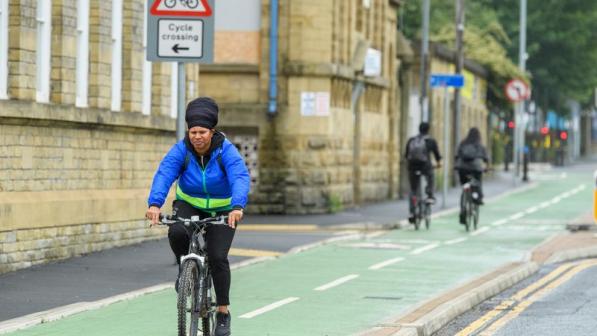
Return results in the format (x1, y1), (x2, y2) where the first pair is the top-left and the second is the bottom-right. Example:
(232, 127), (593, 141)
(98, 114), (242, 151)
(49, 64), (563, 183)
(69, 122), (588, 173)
(0, 0), (8, 99)
(111, 0), (123, 111)
(75, 0), (89, 107)
(142, 0), (152, 115)
(36, 0), (52, 103)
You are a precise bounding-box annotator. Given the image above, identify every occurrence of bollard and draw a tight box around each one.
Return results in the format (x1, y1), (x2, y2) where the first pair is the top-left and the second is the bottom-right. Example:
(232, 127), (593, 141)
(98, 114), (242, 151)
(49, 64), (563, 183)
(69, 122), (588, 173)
(594, 170), (597, 225)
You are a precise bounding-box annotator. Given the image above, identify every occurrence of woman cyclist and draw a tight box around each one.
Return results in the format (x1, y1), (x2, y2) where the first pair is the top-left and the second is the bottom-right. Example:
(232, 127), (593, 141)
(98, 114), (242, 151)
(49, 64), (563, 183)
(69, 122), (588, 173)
(146, 97), (250, 336)
(455, 127), (490, 224)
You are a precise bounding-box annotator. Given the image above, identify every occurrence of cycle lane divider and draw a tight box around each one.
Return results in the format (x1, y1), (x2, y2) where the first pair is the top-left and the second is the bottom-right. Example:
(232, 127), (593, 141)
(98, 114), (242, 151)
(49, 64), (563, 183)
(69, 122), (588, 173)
(238, 297), (300, 319)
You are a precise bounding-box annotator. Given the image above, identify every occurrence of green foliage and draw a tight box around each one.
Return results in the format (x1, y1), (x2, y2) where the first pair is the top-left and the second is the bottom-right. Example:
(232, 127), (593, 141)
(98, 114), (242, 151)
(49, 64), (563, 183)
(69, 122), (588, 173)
(327, 193), (343, 213)
(492, 0), (597, 111)
(399, 0), (597, 112)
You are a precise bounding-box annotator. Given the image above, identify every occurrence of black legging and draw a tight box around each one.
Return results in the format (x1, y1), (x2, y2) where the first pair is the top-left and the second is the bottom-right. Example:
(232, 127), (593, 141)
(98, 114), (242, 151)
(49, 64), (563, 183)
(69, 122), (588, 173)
(168, 200), (236, 306)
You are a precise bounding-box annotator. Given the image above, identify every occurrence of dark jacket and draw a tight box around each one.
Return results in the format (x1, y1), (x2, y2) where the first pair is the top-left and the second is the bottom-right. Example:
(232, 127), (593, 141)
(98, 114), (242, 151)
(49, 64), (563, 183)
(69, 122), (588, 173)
(455, 142), (489, 172)
(404, 135), (442, 169)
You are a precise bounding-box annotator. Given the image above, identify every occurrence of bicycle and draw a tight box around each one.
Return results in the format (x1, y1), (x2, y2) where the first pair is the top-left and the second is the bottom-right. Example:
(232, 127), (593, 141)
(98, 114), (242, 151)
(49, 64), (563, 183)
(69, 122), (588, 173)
(459, 175), (481, 232)
(165, 0), (199, 9)
(159, 214), (228, 336)
(410, 169), (432, 230)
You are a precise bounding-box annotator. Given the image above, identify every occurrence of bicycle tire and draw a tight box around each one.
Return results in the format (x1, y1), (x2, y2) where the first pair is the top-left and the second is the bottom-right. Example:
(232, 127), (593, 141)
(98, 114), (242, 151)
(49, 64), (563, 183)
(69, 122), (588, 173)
(473, 203), (479, 230)
(178, 260), (200, 336)
(464, 194), (472, 232)
(200, 272), (216, 336)
(414, 202), (421, 230)
(424, 203), (431, 230)
(165, 0), (177, 8)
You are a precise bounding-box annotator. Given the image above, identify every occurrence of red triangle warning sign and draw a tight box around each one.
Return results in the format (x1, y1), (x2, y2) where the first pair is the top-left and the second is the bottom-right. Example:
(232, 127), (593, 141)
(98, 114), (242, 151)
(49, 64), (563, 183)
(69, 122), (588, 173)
(150, 0), (212, 17)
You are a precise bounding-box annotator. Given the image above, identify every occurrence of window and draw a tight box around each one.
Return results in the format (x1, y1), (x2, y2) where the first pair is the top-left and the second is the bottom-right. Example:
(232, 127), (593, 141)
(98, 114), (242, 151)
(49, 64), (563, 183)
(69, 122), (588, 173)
(76, 0), (89, 107)
(36, 0), (52, 103)
(170, 63), (178, 118)
(142, 0), (152, 115)
(0, 0), (8, 99)
(111, 0), (122, 111)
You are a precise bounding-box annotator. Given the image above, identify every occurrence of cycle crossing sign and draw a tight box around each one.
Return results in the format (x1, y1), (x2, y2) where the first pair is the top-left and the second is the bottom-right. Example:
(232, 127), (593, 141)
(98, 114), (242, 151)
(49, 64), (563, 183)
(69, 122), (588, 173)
(150, 0), (212, 16)
(146, 0), (214, 63)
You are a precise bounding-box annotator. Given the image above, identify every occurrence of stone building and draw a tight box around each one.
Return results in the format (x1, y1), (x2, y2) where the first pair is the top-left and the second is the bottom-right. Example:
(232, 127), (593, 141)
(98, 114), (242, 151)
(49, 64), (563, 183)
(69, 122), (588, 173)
(207, 0), (404, 214)
(0, 0), (407, 273)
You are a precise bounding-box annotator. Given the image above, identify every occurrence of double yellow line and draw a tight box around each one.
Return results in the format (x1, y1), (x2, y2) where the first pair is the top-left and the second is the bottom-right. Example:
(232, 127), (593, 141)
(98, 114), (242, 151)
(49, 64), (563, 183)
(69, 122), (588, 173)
(457, 259), (597, 336)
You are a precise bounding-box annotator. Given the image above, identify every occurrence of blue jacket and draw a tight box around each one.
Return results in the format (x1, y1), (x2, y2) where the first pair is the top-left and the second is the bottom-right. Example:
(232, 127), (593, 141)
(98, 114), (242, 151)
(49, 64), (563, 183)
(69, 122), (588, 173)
(148, 136), (250, 212)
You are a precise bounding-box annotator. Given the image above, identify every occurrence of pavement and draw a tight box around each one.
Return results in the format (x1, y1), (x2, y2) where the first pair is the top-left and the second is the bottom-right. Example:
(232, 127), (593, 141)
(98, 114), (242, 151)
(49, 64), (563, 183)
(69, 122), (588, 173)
(0, 162), (596, 335)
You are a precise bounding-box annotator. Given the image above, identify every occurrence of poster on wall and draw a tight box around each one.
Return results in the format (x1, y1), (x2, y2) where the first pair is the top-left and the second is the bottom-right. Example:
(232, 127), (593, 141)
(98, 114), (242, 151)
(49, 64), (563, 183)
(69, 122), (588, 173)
(301, 92), (330, 117)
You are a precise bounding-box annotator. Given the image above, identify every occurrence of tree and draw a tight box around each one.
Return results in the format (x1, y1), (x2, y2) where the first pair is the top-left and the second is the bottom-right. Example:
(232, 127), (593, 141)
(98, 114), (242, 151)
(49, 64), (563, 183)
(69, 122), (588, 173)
(492, 0), (597, 111)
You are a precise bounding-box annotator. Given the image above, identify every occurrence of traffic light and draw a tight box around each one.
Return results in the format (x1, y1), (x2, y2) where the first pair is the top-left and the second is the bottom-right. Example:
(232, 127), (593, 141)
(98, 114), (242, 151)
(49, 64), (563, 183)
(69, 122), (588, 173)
(559, 131), (568, 141)
(540, 126), (549, 135)
(508, 121), (515, 129)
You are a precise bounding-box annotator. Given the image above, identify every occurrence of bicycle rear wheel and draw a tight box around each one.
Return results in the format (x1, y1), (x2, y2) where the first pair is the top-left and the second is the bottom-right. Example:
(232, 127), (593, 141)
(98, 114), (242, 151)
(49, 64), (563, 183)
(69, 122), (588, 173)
(178, 260), (200, 336)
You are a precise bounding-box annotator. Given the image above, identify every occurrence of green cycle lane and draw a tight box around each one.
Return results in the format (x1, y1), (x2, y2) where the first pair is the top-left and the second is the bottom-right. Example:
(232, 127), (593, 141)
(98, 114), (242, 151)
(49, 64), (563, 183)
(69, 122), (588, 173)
(7, 170), (593, 336)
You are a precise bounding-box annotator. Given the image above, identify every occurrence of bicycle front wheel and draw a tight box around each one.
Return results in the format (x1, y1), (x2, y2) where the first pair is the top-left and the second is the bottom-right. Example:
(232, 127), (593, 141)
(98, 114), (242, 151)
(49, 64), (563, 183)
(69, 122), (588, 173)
(178, 260), (200, 336)
(424, 203), (431, 230)
(473, 203), (479, 230)
(200, 272), (216, 336)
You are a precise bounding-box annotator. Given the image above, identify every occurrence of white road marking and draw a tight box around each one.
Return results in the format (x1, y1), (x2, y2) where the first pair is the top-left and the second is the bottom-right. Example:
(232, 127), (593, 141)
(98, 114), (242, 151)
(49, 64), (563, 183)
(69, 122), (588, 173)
(410, 243), (440, 255)
(525, 206), (538, 214)
(470, 227), (490, 236)
(239, 297), (300, 319)
(314, 274), (359, 291)
(444, 237), (468, 245)
(509, 213), (524, 220)
(491, 219), (508, 226)
(369, 257), (405, 270)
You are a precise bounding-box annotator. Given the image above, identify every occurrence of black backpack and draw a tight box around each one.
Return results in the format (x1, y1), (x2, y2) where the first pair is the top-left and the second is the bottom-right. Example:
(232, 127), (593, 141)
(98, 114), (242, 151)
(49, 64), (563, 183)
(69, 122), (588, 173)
(407, 135), (429, 163)
(460, 143), (478, 162)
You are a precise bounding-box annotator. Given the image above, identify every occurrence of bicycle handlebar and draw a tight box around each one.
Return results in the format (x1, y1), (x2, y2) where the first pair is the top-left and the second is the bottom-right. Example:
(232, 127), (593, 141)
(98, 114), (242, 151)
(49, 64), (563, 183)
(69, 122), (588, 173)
(158, 214), (229, 227)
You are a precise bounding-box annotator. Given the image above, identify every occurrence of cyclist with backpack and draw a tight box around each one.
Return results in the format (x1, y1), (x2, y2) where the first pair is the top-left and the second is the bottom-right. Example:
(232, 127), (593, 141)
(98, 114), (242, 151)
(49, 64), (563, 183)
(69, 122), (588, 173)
(404, 122), (442, 224)
(455, 127), (490, 222)
(146, 97), (250, 336)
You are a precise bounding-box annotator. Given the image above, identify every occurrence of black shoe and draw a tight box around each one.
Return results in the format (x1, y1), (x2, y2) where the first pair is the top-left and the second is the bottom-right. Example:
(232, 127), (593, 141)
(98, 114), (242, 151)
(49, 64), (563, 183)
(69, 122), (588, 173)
(215, 312), (231, 336)
(459, 213), (466, 225)
(408, 216), (415, 224)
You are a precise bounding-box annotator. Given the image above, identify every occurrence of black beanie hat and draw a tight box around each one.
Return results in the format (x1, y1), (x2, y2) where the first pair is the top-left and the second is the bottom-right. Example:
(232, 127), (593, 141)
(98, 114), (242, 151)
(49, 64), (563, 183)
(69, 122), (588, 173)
(185, 97), (219, 129)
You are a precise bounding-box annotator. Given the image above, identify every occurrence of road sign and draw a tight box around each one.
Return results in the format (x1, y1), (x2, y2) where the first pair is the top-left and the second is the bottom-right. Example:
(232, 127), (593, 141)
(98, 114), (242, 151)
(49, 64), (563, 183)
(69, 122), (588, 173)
(150, 0), (212, 16)
(505, 79), (531, 102)
(430, 74), (464, 88)
(146, 0), (214, 63)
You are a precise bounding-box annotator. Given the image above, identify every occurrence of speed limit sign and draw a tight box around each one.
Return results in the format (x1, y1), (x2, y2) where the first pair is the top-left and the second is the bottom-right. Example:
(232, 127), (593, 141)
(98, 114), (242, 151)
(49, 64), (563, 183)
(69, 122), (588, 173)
(505, 79), (531, 102)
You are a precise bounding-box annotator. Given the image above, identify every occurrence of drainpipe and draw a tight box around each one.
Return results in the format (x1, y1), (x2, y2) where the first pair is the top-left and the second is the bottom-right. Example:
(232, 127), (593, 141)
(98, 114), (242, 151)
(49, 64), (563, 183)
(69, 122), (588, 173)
(268, 0), (279, 117)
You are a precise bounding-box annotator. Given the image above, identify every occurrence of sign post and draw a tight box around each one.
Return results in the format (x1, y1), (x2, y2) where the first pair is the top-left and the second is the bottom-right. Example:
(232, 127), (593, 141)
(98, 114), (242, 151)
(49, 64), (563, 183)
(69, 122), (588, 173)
(430, 74), (464, 209)
(505, 79), (531, 185)
(146, 0), (215, 140)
